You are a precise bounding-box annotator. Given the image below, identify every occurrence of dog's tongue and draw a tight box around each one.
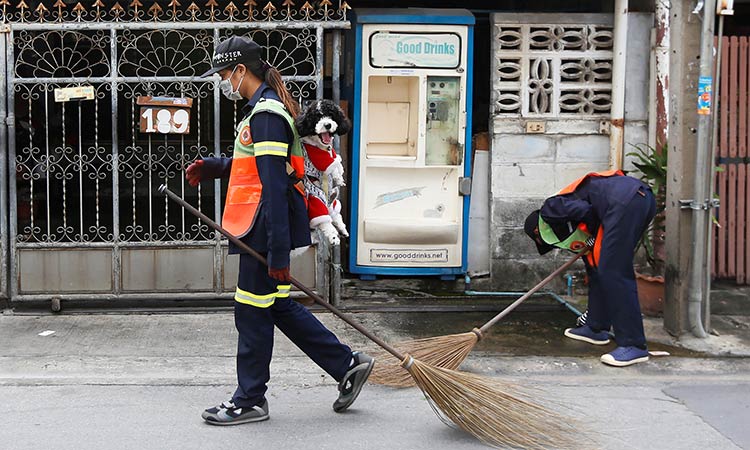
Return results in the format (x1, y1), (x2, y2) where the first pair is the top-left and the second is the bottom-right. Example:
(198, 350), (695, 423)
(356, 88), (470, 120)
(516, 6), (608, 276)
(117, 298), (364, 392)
(320, 132), (332, 146)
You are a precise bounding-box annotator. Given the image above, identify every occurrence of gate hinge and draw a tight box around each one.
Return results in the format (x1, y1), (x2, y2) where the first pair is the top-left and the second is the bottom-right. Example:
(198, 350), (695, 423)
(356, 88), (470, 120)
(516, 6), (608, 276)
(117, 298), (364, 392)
(680, 198), (720, 210)
(0, 24), (10, 34)
(4, 114), (13, 126)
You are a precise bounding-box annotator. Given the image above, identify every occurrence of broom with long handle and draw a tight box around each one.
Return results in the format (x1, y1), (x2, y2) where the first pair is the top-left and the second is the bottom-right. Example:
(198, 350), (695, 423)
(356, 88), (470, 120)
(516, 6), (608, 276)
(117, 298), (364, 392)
(159, 185), (579, 450)
(369, 251), (587, 387)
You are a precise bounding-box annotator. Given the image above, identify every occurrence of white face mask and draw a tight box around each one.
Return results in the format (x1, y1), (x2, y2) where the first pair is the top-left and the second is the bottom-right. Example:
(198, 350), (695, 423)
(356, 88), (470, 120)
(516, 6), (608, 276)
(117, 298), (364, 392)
(219, 66), (244, 101)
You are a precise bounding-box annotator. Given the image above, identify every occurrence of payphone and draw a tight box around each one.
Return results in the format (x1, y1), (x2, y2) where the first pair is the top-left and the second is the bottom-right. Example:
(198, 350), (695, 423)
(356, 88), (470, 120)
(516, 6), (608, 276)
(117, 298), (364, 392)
(348, 9), (474, 279)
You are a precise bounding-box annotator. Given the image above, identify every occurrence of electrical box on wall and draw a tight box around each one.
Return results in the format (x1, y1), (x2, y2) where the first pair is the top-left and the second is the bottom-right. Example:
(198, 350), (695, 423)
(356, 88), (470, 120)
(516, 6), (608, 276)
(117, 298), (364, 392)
(349, 9), (475, 279)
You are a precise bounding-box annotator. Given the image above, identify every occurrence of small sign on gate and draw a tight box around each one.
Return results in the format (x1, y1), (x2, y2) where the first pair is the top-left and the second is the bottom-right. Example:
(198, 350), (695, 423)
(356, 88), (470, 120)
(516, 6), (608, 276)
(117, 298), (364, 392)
(137, 96), (193, 135)
(54, 86), (95, 102)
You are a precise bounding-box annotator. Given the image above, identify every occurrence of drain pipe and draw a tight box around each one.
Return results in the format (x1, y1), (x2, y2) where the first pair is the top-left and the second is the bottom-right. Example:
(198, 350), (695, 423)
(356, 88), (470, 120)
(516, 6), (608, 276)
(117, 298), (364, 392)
(463, 275), (584, 317)
(609, 0), (629, 170)
(685, 0), (717, 339)
(704, 13), (726, 334)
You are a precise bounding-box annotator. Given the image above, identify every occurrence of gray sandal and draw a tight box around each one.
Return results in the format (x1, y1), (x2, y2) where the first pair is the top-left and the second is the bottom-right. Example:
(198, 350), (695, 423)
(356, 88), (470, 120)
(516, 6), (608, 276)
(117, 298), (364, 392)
(333, 351), (375, 413)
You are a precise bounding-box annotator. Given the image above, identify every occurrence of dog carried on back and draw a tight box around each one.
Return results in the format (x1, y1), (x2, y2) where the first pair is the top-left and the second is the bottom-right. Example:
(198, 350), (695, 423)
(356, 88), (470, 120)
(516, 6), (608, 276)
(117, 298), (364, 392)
(294, 99), (350, 245)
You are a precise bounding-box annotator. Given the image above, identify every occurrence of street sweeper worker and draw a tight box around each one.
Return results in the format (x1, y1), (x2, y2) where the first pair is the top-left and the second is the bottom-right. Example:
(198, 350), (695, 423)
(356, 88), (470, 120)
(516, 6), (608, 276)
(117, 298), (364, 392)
(524, 170), (656, 367)
(184, 36), (374, 425)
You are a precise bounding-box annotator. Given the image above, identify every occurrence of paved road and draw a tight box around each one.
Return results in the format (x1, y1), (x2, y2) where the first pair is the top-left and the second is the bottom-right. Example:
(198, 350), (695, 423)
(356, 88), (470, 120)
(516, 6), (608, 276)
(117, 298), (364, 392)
(1, 313), (748, 450)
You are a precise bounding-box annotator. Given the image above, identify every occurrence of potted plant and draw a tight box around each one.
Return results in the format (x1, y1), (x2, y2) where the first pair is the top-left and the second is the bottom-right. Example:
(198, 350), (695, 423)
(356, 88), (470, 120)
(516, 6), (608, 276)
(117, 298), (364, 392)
(626, 143), (667, 316)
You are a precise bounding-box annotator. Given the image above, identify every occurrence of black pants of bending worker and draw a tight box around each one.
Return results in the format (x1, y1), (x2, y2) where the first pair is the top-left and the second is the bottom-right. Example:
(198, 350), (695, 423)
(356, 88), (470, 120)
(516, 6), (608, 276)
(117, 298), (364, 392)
(585, 187), (657, 348)
(232, 253), (353, 408)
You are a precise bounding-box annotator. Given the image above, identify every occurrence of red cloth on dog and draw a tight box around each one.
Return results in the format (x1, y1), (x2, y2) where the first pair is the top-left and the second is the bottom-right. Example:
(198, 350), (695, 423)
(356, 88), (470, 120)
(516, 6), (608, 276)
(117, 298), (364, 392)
(307, 195), (331, 227)
(303, 142), (337, 173)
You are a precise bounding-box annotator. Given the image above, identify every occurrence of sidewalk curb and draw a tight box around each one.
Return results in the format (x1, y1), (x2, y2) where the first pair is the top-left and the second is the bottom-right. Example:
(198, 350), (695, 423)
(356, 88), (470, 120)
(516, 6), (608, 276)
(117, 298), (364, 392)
(2, 355), (749, 386)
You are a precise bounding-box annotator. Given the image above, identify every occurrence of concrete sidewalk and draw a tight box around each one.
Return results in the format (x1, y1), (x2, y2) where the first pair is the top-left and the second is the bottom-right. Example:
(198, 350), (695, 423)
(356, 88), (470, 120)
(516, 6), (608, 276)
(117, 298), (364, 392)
(1, 311), (749, 450)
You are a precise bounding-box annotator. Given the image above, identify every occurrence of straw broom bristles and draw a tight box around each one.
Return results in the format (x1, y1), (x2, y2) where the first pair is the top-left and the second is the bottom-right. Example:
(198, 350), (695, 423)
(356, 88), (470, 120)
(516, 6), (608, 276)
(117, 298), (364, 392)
(403, 355), (579, 450)
(368, 329), (481, 387)
(163, 186), (583, 449)
(369, 254), (588, 388)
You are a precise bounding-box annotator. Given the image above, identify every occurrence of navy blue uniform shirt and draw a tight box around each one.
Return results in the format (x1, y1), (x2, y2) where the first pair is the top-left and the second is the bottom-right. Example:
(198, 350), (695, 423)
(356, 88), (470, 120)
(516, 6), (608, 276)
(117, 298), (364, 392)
(202, 83), (311, 269)
(540, 174), (647, 233)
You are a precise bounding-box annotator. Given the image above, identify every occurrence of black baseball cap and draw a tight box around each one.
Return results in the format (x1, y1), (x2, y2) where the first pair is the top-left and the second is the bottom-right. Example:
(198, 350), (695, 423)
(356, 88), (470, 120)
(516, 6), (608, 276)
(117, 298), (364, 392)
(201, 36), (264, 78)
(524, 210), (555, 255)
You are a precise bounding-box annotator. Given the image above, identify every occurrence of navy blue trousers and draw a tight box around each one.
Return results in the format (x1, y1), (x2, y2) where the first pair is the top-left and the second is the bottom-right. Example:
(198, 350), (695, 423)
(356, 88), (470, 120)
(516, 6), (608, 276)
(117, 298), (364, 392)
(232, 253), (353, 408)
(585, 187), (657, 348)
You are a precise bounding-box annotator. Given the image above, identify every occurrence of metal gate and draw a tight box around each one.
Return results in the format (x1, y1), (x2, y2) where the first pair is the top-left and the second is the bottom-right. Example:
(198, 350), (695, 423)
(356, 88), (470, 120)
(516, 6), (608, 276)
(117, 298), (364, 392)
(714, 35), (749, 284)
(0, 0), (350, 303)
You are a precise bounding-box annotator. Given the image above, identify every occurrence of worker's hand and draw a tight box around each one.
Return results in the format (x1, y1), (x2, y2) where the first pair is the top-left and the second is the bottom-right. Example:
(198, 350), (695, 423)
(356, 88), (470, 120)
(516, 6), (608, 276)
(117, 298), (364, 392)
(186, 159), (204, 187)
(268, 266), (291, 282)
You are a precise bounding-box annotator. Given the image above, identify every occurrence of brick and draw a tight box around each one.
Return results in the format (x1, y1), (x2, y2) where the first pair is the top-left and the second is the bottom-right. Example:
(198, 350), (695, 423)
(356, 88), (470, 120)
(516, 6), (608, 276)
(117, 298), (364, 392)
(492, 135), (555, 163)
(491, 197), (545, 228)
(554, 162), (611, 190)
(491, 163), (557, 198)
(488, 257), (569, 292)
(556, 135), (610, 163)
(493, 227), (540, 259)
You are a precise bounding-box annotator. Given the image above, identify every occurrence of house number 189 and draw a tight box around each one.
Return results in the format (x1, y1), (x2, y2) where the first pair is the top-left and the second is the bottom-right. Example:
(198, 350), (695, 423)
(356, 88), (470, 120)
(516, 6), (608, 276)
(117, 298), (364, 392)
(140, 107), (190, 134)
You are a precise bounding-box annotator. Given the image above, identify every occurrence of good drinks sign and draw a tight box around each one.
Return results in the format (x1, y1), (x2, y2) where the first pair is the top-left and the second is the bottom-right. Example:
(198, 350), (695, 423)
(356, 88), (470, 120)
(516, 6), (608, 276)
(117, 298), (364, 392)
(370, 32), (461, 69)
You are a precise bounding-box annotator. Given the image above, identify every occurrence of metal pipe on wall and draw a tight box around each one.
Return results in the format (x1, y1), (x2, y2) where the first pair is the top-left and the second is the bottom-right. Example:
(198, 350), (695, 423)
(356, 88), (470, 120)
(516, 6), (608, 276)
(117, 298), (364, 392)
(704, 14), (726, 334)
(687, 0), (717, 339)
(609, 0), (629, 170)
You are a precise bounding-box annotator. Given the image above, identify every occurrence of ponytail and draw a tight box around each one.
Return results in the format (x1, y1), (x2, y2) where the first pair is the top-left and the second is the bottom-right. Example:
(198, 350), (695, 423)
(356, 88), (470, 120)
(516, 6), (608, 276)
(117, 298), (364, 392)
(264, 66), (300, 118)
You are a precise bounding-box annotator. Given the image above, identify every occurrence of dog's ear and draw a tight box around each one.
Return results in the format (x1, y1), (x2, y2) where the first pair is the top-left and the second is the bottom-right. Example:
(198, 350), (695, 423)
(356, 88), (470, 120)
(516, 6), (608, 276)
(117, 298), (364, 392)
(336, 114), (351, 136)
(330, 103), (351, 136)
(294, 114), (306, 134)
(294, 102), (317, 136)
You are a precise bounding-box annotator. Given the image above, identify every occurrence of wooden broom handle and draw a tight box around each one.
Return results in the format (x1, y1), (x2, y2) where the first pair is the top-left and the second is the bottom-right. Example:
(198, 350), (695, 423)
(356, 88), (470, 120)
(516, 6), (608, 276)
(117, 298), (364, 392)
(158, 185), (406, 361)
(478, 251), (586, 334)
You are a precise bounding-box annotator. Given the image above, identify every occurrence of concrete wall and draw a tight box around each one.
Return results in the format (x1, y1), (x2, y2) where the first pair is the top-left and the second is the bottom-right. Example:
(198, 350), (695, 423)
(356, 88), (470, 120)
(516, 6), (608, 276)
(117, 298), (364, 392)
(487, 13), (654, 290)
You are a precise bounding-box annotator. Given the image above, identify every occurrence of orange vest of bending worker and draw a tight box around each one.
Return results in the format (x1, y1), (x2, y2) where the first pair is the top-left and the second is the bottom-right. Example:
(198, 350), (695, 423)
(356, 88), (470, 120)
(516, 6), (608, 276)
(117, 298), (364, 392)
(222, 99), (306, 238)
(554, 169), (625, 267)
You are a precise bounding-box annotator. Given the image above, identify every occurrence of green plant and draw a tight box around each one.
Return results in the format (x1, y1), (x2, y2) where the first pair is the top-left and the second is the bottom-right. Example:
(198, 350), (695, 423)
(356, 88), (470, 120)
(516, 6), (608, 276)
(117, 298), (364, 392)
(626, 143), (667, 274)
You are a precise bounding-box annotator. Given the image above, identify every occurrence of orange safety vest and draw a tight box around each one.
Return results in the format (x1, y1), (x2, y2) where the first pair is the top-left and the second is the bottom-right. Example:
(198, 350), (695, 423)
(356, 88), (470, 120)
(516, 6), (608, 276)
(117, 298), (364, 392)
(554, 169), (625, 267)
(222, 99), (306, 238)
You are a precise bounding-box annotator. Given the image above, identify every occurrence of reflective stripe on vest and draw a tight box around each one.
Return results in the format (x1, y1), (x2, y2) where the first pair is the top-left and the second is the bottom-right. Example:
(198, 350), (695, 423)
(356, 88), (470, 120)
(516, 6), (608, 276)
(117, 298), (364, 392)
(252, 99), (306, 179)
(221, 98), (305, 238)
(234, 284), (292, 308)
(253, 99), (307, 198)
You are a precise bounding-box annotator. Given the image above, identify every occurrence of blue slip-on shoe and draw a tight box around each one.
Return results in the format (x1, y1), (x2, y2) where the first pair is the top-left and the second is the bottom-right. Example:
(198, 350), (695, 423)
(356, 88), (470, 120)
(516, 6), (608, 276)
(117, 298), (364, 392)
(600, 346), (650, 367)
(202, 399), (269, 426)
(564, 325), (611, 345)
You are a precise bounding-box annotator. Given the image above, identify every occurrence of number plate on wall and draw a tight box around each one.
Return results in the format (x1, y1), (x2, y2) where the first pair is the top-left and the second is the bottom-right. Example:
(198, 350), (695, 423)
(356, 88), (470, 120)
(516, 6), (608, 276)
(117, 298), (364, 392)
(137, 96), (193, 134)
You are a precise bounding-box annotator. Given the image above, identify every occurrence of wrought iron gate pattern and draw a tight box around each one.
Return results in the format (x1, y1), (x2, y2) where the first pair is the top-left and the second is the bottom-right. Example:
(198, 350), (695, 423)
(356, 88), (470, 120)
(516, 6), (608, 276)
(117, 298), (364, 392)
(2, 0), (350, 301)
